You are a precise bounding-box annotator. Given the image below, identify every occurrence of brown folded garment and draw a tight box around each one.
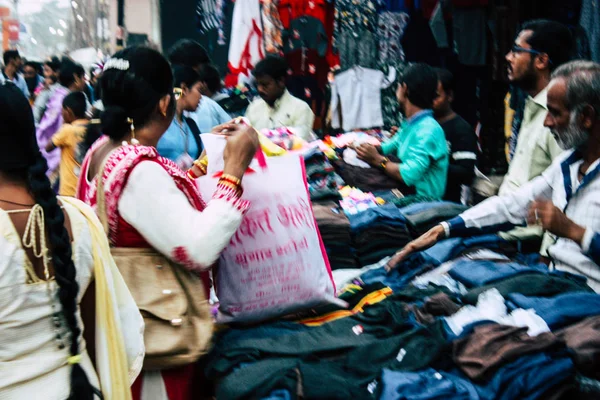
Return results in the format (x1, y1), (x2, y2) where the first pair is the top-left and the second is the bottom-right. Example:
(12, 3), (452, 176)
(555, 315), (600, 380)
(423, 293), (462, 316)
(453, 324), (564, 382)
(408, 293), (463, 325)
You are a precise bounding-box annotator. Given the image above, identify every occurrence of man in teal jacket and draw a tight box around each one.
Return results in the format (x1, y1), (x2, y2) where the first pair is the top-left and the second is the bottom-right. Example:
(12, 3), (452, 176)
(357, 63), (449, 199)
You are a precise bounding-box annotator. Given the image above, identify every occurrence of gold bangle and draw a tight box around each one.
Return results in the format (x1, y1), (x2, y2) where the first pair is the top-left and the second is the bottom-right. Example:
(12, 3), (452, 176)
(220, 173), (242, 186)
(218, 180), (239, 191)
(195, 157), (208, 166)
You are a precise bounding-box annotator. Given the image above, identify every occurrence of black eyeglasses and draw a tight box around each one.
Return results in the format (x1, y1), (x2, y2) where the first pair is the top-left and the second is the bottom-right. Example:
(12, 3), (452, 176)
(510, 45), (553, 65)
(510, 45), (543, 56)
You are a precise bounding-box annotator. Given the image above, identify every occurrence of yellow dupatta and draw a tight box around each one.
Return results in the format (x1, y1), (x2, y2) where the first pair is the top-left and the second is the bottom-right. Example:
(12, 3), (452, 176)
(60, 197), (144, 400)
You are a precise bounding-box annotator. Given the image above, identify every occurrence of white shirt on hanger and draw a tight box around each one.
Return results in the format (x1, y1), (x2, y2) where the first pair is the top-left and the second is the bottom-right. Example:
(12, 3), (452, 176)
(331, 66), (396, 131)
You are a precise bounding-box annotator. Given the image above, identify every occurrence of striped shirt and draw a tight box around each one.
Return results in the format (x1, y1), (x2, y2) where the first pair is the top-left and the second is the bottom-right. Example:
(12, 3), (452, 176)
(442, 150), (600, 292)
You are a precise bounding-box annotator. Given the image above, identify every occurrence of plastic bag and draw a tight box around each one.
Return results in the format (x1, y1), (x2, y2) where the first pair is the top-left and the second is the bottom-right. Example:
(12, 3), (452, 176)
(197, 134), (337, 323)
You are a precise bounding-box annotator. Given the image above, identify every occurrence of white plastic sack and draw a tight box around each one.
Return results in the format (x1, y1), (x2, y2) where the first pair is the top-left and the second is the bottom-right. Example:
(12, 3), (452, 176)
(197, 134), (337, 323)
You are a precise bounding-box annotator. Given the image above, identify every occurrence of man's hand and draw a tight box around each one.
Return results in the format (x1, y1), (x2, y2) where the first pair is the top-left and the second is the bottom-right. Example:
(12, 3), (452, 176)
(386, 225), (446, 272)
(356, 143), (383, 167)
(527, 200), (586, 244)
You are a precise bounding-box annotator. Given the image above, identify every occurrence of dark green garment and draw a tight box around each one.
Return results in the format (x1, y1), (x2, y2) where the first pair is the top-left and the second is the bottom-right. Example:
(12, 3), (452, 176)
(389, 194), (436, 209)
(206, 288), (451, 399)
(284, 16), (328, 57)
(462, 273), (594, 305)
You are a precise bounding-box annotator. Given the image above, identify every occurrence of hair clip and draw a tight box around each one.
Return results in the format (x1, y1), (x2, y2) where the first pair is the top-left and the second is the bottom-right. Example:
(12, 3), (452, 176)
(104, 58), (130, 71)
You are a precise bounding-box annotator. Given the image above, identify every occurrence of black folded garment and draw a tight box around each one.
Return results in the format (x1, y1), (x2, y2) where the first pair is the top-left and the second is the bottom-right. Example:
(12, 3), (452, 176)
(404, 203), (468, 235)
(333, 156), (417, 194)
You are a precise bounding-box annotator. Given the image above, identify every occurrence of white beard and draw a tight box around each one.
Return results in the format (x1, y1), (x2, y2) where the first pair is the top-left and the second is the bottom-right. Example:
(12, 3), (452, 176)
(552, 112), (590, 150)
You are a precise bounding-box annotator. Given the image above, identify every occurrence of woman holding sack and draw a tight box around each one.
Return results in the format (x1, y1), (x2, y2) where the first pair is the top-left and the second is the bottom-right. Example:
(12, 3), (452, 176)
(77, 46), (259, 399)
(0, 83), (143, 398)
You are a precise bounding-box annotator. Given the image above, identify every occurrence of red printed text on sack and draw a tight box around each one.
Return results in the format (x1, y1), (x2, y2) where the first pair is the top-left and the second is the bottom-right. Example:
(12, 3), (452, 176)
(230, 209), (274, 246)
(277, 198), (314, 229)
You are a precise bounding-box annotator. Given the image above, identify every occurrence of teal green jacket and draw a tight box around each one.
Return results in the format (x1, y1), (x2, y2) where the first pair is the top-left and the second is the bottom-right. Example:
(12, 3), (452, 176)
(380, 110), (449, 199)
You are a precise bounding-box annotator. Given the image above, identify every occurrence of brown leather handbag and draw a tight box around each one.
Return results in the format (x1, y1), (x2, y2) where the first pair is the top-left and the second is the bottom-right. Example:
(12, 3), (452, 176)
(96, 166), (213, 371)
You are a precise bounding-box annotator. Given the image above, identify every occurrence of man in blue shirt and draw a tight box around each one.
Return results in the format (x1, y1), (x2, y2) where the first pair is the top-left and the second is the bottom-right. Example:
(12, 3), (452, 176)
(2, 50), (29, 98)
(356, 63), (449, 199)
(167, 39), (231, 133)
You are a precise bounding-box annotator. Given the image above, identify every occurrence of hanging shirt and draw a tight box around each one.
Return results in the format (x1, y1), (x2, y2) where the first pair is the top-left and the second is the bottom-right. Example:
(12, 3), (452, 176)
(380, 110), (449, 199)
(226, 0), (263, 87)
(337, 29), (379, 71)
(331, 67), (396, 131)
(262, 0), (284, 53)
(278, 0), (338, 68)
(580, 0), (600, 63)
(334, 0), (382, 34)
(245, 89), (315, 141)
(283, 16), (328, 57)
(378, 11), (410, 64)
(499, 87), (563, 196)
(285, 48), (330, 90)
(278, 0), (329, 28)
(157, 117), (201, 169)
(442, 150), (600, 293)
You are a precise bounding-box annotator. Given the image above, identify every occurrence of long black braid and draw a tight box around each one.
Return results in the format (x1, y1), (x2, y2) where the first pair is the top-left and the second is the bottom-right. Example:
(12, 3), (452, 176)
(28, 155), (97, 400)
(0, 82), (96, 399)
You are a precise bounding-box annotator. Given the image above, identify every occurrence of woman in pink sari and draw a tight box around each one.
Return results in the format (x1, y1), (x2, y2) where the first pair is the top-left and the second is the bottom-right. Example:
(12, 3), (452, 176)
(77, 47), (259, 399)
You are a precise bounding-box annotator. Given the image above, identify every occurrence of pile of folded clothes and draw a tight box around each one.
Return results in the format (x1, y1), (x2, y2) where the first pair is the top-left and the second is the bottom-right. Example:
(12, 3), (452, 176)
(203, 234), (600, 400)
(347, 204), (412, 267)
(303, 147), (344, 202)
(398, 201), (468, 236)
(313, 202), (357, 270)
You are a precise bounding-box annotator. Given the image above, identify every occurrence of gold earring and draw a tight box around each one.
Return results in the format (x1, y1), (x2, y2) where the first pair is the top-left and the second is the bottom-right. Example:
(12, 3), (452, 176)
(124, 117), (140, 146)
(162, 110), (167, 118)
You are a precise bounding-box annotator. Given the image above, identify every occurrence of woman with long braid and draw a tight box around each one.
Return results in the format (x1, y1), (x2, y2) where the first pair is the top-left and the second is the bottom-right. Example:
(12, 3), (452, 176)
(0, 83), (144, 398)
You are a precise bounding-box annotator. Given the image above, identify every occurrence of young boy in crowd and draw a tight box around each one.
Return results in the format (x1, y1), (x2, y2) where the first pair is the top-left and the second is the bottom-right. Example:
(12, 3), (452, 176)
(45, 91), (89, 196)
(433, 68), (479, 203)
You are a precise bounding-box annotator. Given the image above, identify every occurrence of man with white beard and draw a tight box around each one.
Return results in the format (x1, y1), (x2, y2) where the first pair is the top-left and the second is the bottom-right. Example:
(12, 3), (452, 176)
(386, 60), (600, 292)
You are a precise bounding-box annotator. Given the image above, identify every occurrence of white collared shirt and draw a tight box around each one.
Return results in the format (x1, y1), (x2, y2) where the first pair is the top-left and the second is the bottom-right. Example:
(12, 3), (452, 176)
(330, 66), (396, 131)
(245, 90), (315, 141)
(444, 150), (600, 292)
(499, 87), (564, 195)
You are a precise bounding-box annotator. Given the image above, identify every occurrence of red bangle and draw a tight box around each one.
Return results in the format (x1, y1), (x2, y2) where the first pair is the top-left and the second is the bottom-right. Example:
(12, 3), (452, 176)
(187, 170), (198, 180)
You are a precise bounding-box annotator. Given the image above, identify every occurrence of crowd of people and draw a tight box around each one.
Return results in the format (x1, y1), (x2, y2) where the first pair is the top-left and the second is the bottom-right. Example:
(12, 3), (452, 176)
(0, 16), (600, 400)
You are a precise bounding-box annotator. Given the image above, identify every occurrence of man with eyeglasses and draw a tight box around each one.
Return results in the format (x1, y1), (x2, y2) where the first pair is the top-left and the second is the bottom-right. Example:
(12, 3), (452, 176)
(501, 20), (573, 196)
(498, 20), (574, 251)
